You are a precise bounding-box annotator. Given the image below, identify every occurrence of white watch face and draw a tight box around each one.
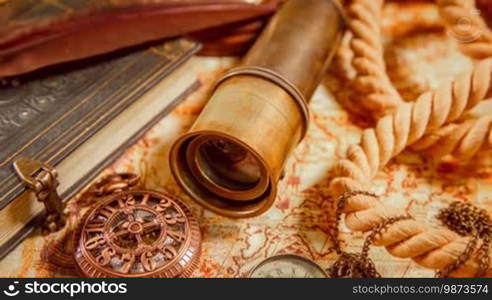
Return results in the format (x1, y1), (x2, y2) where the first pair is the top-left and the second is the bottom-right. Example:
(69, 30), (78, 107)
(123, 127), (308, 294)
(249, 254), (328, 278)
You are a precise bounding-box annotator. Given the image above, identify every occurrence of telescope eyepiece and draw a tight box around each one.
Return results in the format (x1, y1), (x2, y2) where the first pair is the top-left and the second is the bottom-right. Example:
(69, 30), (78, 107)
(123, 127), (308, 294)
(194, 138), (262, 191)
(169, 0), (344, 217)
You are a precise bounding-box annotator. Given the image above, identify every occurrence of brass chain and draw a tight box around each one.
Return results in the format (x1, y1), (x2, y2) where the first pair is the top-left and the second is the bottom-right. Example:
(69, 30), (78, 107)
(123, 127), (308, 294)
(331, 190), (377, 254)
(328, 191), (411, 277)
(361, 215), (412, 259)
(89, 173), (140, 197)
(435, 237), (478, 278)
(331, 194), (491, 277)
(75, 173), (141, 208)
(332, 1), (492, 277)
(436, 201), (491, 277)
(478, 234), (491, 277)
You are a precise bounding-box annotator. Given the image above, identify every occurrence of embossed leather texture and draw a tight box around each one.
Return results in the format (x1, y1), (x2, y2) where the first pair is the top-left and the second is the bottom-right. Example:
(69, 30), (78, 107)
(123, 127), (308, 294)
(0, 0), (280, 76)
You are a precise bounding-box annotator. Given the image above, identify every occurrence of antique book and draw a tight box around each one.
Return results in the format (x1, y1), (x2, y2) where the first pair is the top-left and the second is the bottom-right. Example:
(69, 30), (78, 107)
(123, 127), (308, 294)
(0, 38), (201, 258)
(0, 0), (280, 77)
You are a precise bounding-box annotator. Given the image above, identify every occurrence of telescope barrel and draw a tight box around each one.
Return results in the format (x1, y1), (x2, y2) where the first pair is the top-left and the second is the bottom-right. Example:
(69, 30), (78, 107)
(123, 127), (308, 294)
(170, 0), (344, 217)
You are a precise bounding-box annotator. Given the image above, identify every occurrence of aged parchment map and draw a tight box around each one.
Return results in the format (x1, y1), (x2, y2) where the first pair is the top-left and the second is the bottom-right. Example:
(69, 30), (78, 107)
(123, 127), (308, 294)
(1, 2), (492, 278)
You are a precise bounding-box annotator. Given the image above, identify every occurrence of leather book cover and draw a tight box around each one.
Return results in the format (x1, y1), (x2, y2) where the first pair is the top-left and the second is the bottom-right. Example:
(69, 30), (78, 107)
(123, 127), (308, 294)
(0, 0), (280, 76)
(0, 38), (200, 212)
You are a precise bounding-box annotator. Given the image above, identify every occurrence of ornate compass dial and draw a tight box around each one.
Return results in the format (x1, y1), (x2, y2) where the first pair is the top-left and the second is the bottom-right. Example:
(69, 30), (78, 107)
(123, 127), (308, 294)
(74, 190), (201, 278)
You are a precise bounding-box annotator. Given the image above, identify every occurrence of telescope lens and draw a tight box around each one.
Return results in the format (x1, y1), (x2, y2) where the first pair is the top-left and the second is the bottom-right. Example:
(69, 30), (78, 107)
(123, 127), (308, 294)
(196, 139), (262, 191)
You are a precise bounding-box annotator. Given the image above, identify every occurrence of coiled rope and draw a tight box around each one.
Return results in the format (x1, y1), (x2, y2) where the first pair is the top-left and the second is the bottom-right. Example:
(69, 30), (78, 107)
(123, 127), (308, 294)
(329, 0), (492, 277)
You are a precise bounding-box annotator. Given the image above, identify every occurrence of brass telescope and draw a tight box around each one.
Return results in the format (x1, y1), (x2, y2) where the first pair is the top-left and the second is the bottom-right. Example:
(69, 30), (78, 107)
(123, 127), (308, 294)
(170, 0), (344, 217)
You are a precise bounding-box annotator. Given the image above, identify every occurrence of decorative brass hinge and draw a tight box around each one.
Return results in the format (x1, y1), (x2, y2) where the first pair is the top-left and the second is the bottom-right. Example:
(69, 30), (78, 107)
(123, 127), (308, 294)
(13, 158), (66, 233)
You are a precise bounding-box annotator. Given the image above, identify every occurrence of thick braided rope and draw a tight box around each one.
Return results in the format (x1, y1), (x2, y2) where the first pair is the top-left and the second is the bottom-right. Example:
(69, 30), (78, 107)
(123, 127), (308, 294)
(343, 0), (404, 117)
(412, 113), (492, 159)
(329, 59), (492, 277)
(339, 0), (492, 159)
(399, 0), (492, 160)
(438, 0), (492, 59)
(342, 0), (492, 117)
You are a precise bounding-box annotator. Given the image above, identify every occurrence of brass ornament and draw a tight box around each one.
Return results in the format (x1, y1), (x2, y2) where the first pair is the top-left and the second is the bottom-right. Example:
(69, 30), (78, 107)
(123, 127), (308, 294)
(13, 158), (66, 233)
(73, 174), (201, 278)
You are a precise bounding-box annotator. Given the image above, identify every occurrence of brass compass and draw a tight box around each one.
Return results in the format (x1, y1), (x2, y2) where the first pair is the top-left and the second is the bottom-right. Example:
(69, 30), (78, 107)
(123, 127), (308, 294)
(73, 174), (201, 278)
(249, 254), (329, 278)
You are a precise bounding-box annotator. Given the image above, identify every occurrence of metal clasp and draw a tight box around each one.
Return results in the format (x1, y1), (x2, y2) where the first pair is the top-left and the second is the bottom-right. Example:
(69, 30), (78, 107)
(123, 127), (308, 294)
(14, 158), (66, 233)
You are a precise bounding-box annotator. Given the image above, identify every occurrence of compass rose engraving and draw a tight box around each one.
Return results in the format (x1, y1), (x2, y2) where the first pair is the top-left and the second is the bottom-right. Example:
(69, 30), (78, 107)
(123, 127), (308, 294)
(74, 179), (201, 278)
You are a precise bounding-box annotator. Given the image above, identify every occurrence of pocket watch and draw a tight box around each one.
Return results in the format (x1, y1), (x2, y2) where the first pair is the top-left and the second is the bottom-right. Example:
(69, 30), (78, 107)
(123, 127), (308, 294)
(249, 254), (329, 278)
(72, 173), (201, 278)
